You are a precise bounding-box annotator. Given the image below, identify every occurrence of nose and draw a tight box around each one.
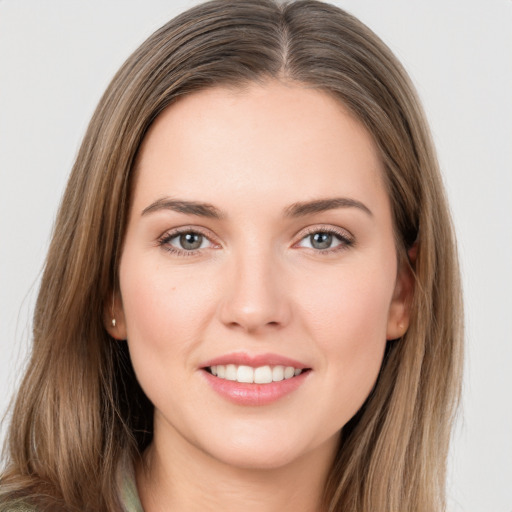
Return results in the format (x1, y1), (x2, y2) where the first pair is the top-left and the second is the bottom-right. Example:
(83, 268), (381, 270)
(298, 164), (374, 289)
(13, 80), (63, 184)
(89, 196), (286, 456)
(218, 247), (292, 334)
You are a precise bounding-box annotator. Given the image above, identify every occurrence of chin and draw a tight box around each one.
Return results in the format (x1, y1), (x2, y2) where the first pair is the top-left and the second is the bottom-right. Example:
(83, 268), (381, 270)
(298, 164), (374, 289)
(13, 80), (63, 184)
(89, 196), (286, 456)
(208, 442), (306, 471)
(192, 424), (338, 472)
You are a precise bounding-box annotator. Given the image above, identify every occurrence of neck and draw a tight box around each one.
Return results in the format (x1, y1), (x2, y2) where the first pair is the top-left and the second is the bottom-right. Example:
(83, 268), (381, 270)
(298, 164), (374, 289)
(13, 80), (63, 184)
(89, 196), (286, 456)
(136, 424), (339, 512)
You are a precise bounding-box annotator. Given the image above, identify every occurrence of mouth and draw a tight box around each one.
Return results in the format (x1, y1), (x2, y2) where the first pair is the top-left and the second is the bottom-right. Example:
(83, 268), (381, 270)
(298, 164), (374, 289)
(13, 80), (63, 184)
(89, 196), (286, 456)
(200, 352), (311, 405)
(203, 364), (309, 384)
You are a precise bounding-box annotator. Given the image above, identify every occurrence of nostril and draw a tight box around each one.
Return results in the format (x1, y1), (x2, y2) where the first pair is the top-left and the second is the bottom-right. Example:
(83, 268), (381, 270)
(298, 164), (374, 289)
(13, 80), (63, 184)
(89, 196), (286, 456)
(224, 318), (282, 332)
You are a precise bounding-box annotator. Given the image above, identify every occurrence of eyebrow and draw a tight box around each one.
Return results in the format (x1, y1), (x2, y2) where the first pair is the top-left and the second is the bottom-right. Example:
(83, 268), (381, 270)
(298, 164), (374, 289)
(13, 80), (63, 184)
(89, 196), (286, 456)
(141, 198), (223, 219)
(141, 196), (372, 220)
(284, 197), (373, 218)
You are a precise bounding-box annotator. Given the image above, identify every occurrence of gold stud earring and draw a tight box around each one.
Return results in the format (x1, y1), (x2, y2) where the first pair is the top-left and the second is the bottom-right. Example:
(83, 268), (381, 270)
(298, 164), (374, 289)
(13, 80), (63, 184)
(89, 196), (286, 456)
(111, 294), (117, 328)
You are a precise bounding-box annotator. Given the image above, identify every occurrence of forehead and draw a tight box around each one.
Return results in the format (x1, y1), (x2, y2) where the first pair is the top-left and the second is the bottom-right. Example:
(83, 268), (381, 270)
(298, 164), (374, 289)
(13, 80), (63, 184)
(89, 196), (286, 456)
(132, 81), (388, 214)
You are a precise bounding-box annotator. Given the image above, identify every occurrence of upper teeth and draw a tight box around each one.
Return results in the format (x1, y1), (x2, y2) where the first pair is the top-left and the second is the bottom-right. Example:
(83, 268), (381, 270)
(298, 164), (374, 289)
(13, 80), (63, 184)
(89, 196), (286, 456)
(209, 364), (302, 384)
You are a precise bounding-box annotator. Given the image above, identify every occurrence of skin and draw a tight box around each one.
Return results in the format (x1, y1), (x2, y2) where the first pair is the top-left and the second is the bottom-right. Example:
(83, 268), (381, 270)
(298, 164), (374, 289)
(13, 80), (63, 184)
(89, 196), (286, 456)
(106, 81), (413, 512)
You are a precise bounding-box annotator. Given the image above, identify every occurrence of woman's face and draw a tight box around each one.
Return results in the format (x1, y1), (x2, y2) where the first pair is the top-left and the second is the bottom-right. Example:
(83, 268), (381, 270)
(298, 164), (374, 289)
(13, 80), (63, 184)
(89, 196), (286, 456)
(110, 81), (412, 470)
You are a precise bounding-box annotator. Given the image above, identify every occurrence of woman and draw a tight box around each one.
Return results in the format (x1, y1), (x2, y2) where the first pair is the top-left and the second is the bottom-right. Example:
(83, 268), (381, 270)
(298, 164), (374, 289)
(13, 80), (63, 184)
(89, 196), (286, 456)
(0, 1), (463, 511)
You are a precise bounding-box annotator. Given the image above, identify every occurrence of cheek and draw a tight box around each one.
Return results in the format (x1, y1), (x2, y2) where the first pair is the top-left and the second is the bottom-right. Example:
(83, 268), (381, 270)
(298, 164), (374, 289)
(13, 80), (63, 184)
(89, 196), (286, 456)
(295, 258), (395, 421)
(299, 257), (395, 342)
(118, 253), (218, 378)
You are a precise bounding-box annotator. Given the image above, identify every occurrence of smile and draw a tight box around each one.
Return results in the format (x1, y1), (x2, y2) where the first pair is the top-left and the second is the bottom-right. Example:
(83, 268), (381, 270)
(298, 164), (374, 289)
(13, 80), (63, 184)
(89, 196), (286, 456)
(207, 364), (303, 384)
(201, 353), (311, 406)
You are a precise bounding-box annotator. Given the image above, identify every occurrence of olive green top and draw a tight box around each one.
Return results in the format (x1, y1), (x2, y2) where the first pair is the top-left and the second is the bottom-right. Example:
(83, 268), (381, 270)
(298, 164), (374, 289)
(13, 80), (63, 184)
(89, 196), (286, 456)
(0, 458), (144, 512)
(117, 456), (144, 512)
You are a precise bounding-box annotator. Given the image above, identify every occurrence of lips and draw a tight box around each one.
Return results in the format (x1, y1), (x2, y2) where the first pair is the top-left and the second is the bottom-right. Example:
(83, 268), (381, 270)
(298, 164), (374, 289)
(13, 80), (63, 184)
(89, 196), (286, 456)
(202, 351), (308, 369)
(200, 352), (311, 406)
(207, 364), (303, 384)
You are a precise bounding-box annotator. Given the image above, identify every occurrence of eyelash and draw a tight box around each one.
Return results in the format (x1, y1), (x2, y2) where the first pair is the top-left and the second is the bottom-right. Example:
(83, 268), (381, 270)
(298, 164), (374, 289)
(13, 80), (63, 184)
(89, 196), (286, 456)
(157, 227), (218, 257)
(295, 226), (355, 255)
(157, 226), (355, 257)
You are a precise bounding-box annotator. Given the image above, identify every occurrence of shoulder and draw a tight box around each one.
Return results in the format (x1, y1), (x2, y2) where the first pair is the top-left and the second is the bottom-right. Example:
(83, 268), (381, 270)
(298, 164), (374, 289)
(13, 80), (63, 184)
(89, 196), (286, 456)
(117, 455), (144, 512)
(0, 502), (37, 512)
(0, 490), (40, 512)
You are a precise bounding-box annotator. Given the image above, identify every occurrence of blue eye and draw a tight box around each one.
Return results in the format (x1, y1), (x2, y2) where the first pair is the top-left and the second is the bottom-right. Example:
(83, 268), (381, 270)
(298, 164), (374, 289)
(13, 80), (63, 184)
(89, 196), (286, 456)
(309, 232), (335, 250)
(297, 229), (353, 252)
(159, 230), (214, 254)
(175, 232), (205, 250)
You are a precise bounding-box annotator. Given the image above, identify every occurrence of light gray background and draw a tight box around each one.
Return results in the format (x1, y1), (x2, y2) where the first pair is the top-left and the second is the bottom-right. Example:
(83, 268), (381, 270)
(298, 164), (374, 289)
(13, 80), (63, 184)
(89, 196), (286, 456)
(1, 1), (511, 510)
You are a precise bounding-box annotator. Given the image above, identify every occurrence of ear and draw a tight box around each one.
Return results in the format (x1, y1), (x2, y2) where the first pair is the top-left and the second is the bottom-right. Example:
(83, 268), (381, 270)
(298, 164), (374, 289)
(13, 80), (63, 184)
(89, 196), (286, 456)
(386, 244), (416, 340)
(104, 291), (127, 340)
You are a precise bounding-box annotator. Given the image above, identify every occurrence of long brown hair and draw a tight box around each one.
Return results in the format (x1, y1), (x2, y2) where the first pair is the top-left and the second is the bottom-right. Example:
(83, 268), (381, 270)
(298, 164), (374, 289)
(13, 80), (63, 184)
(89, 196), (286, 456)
(0, 1), (463, 510)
